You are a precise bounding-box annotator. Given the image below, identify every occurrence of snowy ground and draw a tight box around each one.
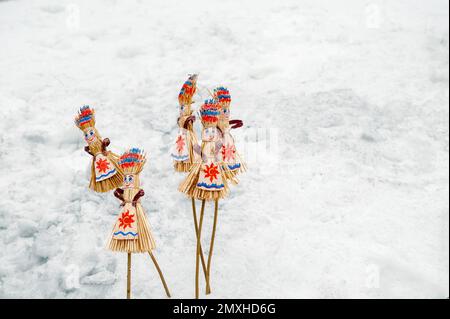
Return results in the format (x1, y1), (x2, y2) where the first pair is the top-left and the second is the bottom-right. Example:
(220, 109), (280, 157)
(0, 0), (448, 298)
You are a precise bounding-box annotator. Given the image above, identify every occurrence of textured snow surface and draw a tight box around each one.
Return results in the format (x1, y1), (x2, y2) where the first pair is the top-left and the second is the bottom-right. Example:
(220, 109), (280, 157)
(0, 0), (448, 298)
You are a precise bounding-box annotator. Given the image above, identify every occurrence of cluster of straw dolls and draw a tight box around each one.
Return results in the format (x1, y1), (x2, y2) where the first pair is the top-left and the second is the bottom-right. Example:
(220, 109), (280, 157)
(74, 74), (245, 299)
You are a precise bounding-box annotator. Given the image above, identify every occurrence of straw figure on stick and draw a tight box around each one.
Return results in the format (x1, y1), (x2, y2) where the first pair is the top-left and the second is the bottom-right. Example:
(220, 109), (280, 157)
(179, 98), (233, 298)
(190, 87), (246, 295)
(172, 75), (213, 294)
(108, 148), (171, 299)
(171, 74), (199, 172)
(75, 105), (124, 193)
(215, 87), (246, 180)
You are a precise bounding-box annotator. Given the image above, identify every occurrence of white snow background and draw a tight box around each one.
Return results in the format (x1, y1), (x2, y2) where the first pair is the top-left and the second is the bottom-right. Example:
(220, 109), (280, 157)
(0, 0), (448, 298)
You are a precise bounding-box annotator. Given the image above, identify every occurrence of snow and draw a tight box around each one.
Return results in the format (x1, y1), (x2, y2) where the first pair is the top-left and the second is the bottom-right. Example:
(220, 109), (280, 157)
(0, 0), (448, 298)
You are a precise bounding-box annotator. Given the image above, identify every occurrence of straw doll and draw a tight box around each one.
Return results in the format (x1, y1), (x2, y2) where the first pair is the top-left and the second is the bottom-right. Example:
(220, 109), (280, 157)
(171, 74), (199, 172)
(75, 105), (124, 193)
(215, 87), (246, 180)
(179, 99), (230, 201)
(108, 148), (171, 299)
(172, 75), (213, 293)
(179, 99), (231, 298)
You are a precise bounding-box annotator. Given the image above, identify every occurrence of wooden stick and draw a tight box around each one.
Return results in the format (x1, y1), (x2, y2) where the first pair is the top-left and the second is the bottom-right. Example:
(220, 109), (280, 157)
(148, 251), (171, 298)
(192, 198), (211, 292)
(206, 199), (219, 295)
(195, 199), (206, 299)
(127, 252), (131, 299)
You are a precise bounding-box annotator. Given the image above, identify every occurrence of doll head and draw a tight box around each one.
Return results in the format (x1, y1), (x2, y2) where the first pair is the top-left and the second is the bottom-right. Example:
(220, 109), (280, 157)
(123, 174), (140, 189)
(214, 87), (231, 121)
(75, 106), (100, 145)
(178, 74), (198, 115)
(202, 126), (221, 142)
(119, 148), (146, 188)
(200, 99), (221, 142)
(82, 127), (98, 144)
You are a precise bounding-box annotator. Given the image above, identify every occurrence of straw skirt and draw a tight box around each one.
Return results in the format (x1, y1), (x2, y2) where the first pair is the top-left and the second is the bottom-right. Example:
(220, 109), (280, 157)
(178, 161), (230, 201)
(108, 188), (156, 253)
(220, 129), (246, 179)
(89, 151), (124, 193)
(172, 125), (198, 173)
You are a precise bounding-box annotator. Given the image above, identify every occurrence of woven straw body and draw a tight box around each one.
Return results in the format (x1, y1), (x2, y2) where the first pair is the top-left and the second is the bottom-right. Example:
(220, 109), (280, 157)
(178, 141), (229, 201)
(108, 188), (156, 253)
(173, 114), (198, 173)
(75, 107), (123, 192)
(220, 125), (246, 179)
(87, 140), (124, 193)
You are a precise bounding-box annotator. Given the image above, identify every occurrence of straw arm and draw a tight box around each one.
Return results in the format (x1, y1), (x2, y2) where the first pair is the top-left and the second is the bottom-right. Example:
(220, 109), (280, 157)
(102, 138), (110, 149)
(84, 146), (94, 156)
(183, 115), (196, 129)
(132, 189), (144, 207)
(114, 188), (125, 203)
(229, 119), (243, 129)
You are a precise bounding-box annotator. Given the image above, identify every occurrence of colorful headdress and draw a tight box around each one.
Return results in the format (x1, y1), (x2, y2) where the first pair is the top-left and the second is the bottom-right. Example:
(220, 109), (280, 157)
(119, 148), (147, 174)
(200, 99), (220, 127)
(178, 74), (198, 107)
(75, 105), (95, 130)
(214, 87), (231, 123)
(214, 87), (231, 107)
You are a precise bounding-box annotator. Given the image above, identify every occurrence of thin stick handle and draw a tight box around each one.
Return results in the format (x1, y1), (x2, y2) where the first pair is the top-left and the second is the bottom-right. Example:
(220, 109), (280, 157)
(127, 252), (131, 299)
(195, 199), (206, 299)
(206, 199), (219, 295)
(192, 198), (211, 292)
(149, 251), (171, 298)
